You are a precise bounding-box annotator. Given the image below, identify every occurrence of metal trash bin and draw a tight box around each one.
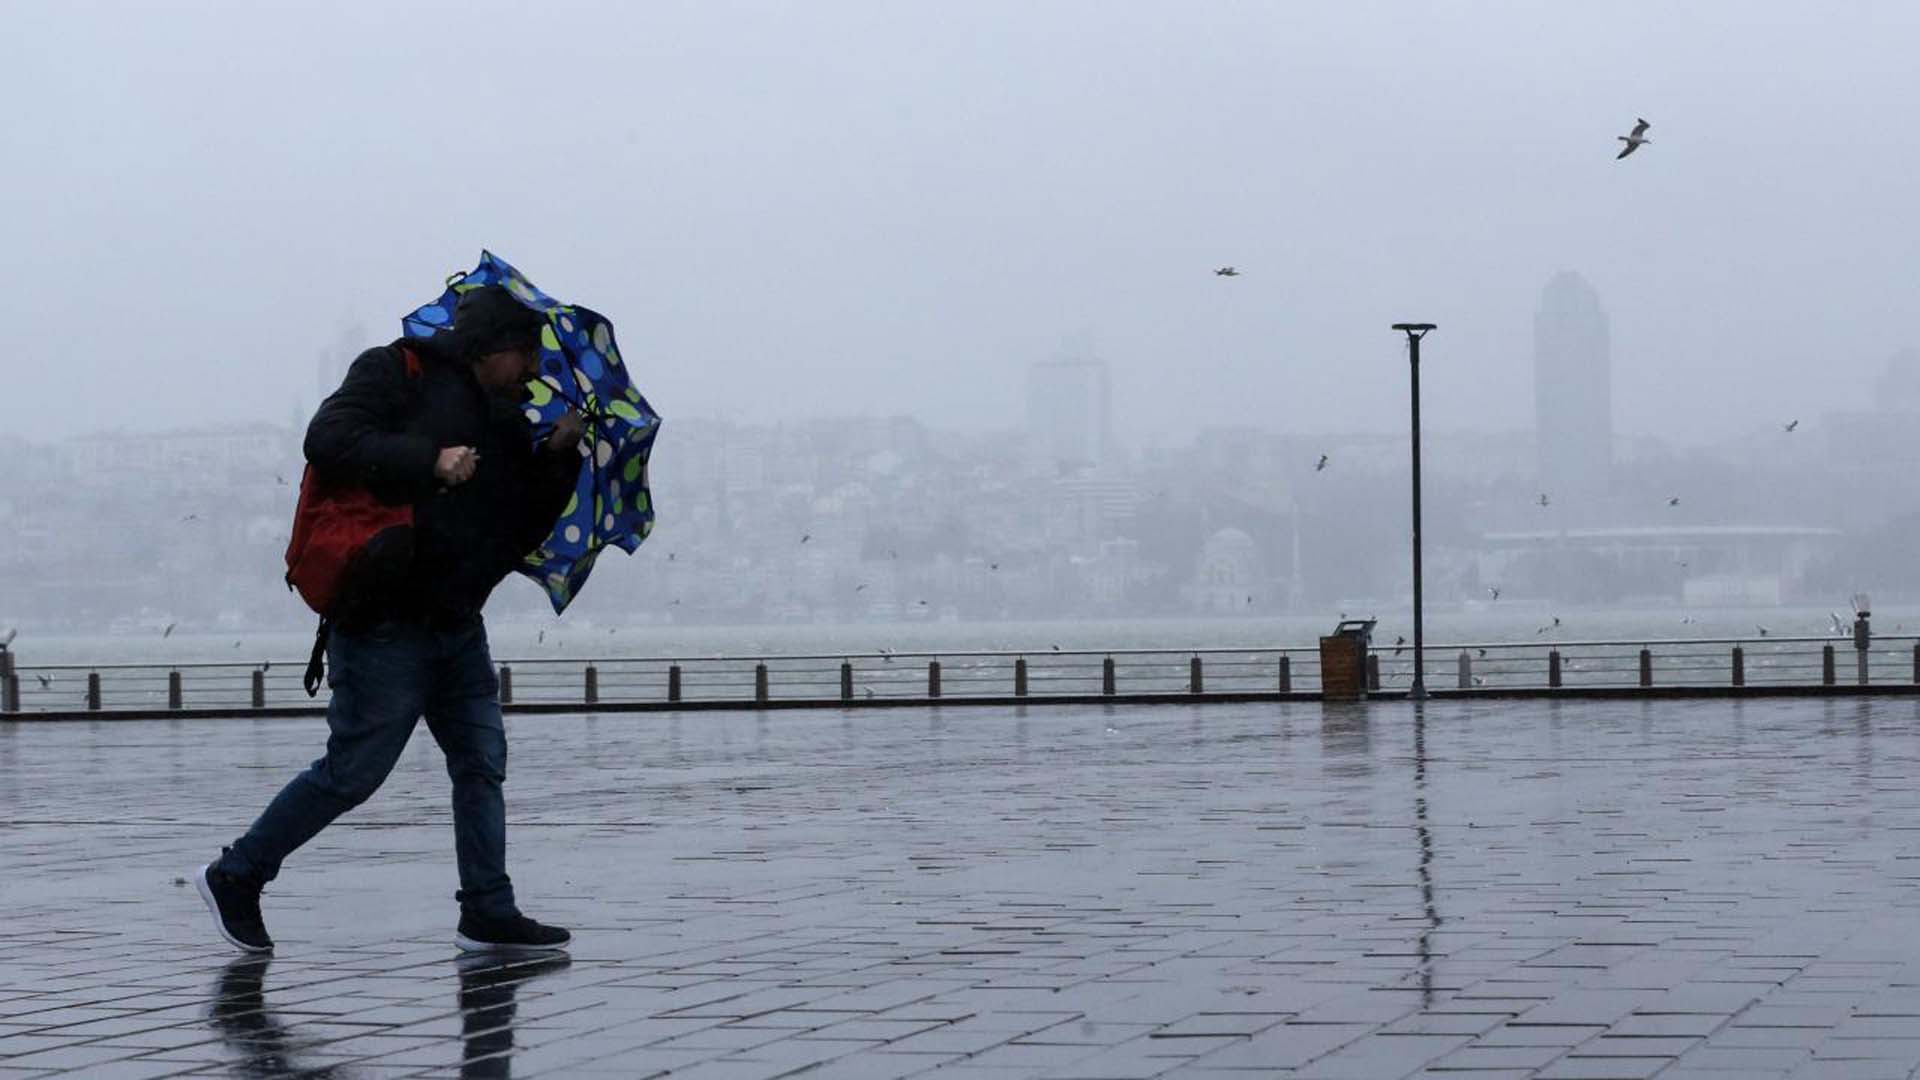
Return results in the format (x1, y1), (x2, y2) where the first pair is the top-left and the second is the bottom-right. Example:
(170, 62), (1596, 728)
(1319, 618), (1375, 701)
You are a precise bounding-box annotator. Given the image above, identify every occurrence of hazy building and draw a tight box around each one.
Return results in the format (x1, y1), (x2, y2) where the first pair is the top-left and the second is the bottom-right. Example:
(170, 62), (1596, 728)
(1533, 271), (1613, 502)
(1026, 357), (1112, 471)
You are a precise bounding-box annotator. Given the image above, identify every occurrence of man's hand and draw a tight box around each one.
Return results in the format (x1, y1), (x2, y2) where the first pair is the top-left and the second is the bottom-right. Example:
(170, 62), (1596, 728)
(548, 411), (586, 455)
(435, 446), (480, 486)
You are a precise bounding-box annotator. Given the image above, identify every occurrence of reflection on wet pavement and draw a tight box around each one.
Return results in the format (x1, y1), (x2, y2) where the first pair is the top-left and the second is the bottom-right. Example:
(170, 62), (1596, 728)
(4, 697), (1920, 1077)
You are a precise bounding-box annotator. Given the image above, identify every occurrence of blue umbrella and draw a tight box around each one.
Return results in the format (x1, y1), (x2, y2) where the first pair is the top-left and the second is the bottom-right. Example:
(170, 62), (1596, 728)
(403, 251), (661, 613)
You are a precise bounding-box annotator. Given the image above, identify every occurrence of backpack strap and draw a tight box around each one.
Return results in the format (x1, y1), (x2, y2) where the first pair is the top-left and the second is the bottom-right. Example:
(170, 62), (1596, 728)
(302, 618), (332, 698)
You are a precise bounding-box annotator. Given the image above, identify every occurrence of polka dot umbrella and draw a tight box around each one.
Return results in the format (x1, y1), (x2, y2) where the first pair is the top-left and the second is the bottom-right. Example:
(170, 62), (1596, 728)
(403, 250), (661, 613)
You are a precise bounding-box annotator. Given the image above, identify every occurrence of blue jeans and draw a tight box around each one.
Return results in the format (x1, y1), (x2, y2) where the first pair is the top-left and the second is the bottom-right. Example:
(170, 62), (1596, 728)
(218, 617), (518, 918)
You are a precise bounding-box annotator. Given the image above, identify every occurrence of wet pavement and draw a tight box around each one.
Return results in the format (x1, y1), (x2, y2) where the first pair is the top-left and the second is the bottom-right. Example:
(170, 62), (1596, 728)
(4, 697), (1920, 1078)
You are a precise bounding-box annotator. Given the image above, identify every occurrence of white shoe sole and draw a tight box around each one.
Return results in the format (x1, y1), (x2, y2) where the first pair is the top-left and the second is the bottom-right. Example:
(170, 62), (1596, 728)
(454, 931), (571, 954)
(196, 864), (272, 954)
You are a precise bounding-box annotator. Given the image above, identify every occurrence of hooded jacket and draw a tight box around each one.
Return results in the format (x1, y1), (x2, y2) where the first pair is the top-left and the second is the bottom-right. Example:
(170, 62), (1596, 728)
(304, 337), (577, 627)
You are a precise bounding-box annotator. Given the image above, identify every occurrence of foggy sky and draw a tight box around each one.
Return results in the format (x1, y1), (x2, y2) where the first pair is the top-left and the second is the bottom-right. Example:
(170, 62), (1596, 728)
(4, 1), (1917, 448)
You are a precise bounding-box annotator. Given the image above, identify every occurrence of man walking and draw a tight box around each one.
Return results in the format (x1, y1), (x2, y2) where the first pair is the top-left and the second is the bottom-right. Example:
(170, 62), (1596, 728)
(198, 285), (581, 954)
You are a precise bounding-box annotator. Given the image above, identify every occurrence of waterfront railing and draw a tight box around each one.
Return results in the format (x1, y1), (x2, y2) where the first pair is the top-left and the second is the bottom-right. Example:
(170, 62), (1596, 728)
(2, 632), (1917, 718)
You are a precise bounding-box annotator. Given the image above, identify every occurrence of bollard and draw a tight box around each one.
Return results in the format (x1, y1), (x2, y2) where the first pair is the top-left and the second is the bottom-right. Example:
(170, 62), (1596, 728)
(1855, 610), (1872, 686)
(86, 671), (101, 711)
(1822, 645), (1835, 686)
(1638, 649), (1652, 688)
(668, 664), (682, 703)
(1279, 654), (1292, 693)
(841, 661), (853, 702)
(928, 660), (941, 699)
(1365, 654), (1380, 692)
(1189, 656), (1203, 695)
(1102, 656), (1116, 696)
(1457, 650), (1471, 690)
(1548, 650), (1562, 689)
(754, 663), (769, 704)
(1731, 646), (1744, 687)
(0, 649), (15, 713)
(584, 664), (598, 705)
(251, 669), (265, 708)
(168, 670), (183, 710)
(1014, 657), (1027, 697)
(498, 665), (513, 704)
(1913, 643), (1919, 685)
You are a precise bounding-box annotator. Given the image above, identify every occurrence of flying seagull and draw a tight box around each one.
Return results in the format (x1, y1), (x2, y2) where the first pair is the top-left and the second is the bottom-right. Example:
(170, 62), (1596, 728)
(35, 674), (51, 689)
(1756, 624), (1771, 637)
(1315, 454), (1329, 472)
(1616, 117), (1651, 159)
(1537, 493), (1551, 507)
(800, 534), (811, 544)
(1487, 586), (1501, 601)
(0, 628), (14, 647)
(1214, 266), (1240, 277)
(1784, 419), (1799, 432)
(1668, 496), (1680, 507)
(162, 622), (176, 638)
(1830, 611), (1847, 636)
(855, 583), (868, 593)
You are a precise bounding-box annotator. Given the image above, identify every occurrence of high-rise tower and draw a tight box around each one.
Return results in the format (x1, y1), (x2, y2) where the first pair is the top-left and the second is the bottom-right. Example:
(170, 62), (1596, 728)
(1533, 272), (1613, 501)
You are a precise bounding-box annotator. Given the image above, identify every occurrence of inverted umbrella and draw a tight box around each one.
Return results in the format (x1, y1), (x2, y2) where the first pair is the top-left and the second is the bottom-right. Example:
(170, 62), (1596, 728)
(403, 250), (661, 613)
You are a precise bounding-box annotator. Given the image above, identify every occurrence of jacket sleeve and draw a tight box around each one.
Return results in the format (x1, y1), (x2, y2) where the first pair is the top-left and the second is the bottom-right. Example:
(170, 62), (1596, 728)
(304, 348), (439, 501)
(512, 444), (581, 557)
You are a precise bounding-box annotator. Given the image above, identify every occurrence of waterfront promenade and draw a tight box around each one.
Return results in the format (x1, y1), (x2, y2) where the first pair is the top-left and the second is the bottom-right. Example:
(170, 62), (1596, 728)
(4, 697), (1920, 1078)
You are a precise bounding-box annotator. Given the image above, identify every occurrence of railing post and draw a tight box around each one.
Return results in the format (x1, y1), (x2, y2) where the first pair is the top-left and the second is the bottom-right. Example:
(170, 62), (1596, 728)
(1189, 656), (1203, 695)
(1822, 645), (1836, 686)
(584, 664), (598, 705)
(841, 661), (853, 702)
(0, 649), (16, 713)
(1014, 657), (1027, 697)
(1731, 646), (1744, 687)
(755, 663), (769, 704)
(1365, 654), (1381, 692)
(168, 670), (183, 710)
(1279, 654), (1292, 693)
(86, 671), (101, 711)
(668, 664), (682, 703)
(1912, 643), (1919, 685)
(1638, 649), (1652, 688)
(251, 669), (265, 708)
(498, 665), (513, 705)
(1548, 649), (1562, 689)
(1457, 649), (1470, 689)
(928, 660), (941, 699)
(1102, 656), (1116, 696)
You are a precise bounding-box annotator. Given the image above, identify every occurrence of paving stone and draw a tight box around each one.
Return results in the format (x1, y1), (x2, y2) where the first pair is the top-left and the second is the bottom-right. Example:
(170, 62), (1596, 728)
(5, 699), (1920, 1078)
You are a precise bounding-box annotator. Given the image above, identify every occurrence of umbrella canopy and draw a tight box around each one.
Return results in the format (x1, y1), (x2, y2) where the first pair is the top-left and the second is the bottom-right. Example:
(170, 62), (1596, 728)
(403, 251), (661, 613)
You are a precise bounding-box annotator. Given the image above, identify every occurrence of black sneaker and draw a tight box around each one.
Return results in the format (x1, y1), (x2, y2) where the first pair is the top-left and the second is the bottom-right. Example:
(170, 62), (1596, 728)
(455, 912), (571, 954)
(196, 863), (273, 953)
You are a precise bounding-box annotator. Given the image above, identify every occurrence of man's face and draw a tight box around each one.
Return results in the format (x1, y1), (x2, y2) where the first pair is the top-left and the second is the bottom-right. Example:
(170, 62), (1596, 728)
(474, 344), (541, 400)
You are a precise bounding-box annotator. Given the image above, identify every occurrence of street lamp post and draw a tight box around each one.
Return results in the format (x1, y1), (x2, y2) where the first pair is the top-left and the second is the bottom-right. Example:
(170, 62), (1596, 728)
(1392, 323), (1436, 700)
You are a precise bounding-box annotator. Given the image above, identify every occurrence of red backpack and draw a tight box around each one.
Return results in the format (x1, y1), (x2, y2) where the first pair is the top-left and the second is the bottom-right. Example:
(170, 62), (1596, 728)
(285, 346), (423, 693)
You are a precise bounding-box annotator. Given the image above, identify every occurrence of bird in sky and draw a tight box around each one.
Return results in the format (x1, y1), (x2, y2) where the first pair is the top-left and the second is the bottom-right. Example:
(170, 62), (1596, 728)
(537, 629), (546, 643)
(1615, 117), (1651, 159)
(917, 599), (929, 606)
(800, 534), (811, 544)
(1476, 648), (1488, 658)
(1487, 586), (1501, 601)
(1830, 612), (1847, 636)
(1214, 266), (1240, 277)
(260, 661), (272, 673)
(1245, 595), (1254, 605)
(1315, 454), (1329, 472)
(667, 552), (677, 561)
(35, 674), (51, 689)
(1681, 616), (1697, 625)
(989, 562), (999, 571)
(180, 514), (198, 522)
(670, 599), (682, 606)
(1537, 493), (1551, 507)
(1668, 497), (1681, 507)
(162, 623), (176, 638)
(855, 583), (868, 593)
(1784, 419), (1799, 432)
(232, 640), (241, 649)
(1676, 560), (1690, 569)
(1471, 675), (1486, 687)
(274, 474), (287, 486)
(1393, 635), (1406, 654)
(1050, 644), (1062, 652)
(1756, 624), (1771, 637)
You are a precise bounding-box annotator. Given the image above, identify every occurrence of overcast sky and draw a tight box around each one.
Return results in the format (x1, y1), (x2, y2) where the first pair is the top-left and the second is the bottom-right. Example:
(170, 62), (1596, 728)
(4, 0), (1916, 447)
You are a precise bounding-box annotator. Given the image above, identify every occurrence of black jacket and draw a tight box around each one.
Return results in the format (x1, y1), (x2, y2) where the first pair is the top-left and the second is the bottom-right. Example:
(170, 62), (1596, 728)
(305, 338), (577, 626)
